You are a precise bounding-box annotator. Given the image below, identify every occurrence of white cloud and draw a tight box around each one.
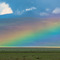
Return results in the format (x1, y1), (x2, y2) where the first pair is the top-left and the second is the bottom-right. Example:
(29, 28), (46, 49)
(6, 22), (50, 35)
(15, 7), (37, 15)
(46, 8), (50, 11)
(15, 9), (24, 15)
(40, 12), (49, 16)
(0, 2), (13, 15)
(25, 7), (37, 11)
(52, 8), (60, 14)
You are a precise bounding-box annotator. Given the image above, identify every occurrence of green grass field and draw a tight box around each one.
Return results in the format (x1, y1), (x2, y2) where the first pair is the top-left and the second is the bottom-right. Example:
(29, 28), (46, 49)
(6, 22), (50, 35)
(0, 48), (60, 60)
(0, 53), (60, 60)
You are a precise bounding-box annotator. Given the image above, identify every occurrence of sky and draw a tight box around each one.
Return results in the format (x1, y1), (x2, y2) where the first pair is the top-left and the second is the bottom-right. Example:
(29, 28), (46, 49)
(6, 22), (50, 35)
(0, 0), (60, 18)
(0, 0), (60, 47)
(0, 18), (60, 47)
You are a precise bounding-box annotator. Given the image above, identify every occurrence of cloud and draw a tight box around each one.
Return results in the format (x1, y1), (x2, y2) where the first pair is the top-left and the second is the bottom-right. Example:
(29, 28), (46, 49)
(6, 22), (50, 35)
(40, 12), (49, 16)
(15, 9), (24, 15)
(15, 7), (37, 15)
(25, 7), (37, 11)
(46, 8), (50, 11)
(52, 8), (60, 14)
(0, 2), (13, 15)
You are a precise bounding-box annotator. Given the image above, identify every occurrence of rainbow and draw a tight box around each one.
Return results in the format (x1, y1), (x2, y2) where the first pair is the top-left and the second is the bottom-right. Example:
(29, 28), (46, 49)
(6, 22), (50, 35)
(0, 18), (60, 47)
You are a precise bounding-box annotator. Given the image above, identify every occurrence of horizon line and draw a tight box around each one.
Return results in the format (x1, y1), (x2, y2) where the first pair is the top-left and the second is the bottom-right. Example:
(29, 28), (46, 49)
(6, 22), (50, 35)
(0, 46), (60, 48)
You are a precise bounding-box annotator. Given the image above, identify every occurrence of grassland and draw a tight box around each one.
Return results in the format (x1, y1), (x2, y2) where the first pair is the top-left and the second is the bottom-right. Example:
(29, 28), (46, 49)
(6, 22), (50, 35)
(0, 48), (60, 60)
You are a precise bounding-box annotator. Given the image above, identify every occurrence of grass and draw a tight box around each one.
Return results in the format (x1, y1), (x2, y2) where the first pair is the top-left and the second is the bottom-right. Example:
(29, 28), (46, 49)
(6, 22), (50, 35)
(0, 52), (60, 60)
(0, 48), (60, 60)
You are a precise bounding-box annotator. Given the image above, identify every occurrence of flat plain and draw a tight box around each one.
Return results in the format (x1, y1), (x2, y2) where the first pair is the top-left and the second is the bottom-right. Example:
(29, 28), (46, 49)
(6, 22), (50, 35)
(0, 48), (60, 60)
